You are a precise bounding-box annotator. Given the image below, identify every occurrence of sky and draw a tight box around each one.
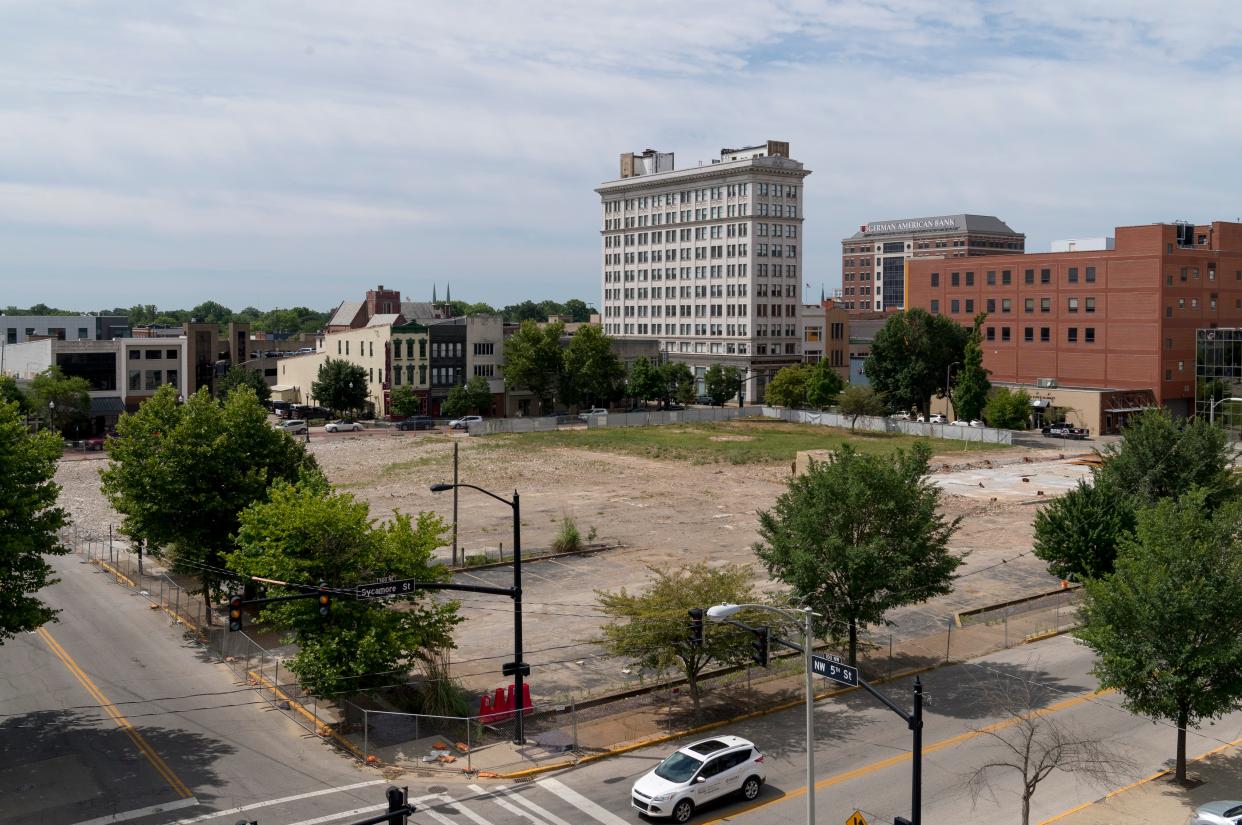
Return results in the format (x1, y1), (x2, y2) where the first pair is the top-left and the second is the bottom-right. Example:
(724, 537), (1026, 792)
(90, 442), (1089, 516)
(3, 1), (1242, 314)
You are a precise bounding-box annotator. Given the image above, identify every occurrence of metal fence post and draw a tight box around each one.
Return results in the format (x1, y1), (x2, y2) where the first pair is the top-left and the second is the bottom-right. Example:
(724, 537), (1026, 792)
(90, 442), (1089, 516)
(364, 709), (369, 764)
(571, 699), (578, 751)
(945, 622), (952, 664)
(175, 586), (181, 622)
(1004, 607), (1009, 647)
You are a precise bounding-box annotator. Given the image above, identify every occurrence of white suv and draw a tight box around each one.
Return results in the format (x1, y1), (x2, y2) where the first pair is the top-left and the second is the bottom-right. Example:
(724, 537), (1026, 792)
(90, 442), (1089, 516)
(274, 419), (308, 435)
(631, 736), (765, 822)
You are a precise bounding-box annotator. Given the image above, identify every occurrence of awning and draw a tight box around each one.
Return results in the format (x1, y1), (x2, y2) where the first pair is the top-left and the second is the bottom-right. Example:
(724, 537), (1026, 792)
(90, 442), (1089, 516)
(1105, 406), (1156, 413)
(89, 396), (126, 415)
(1030, 399), (1050, 408)
(271, 384), (295, 392)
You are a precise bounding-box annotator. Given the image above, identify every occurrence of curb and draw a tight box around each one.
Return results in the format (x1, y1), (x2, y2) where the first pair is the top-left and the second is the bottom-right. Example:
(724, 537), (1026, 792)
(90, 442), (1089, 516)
(95, 558), (136, 589)
(497, 661), (942, 780)
(247, 669), (370, 763)
(94, 558), (211, 644)
(497, 624), (1084, 780)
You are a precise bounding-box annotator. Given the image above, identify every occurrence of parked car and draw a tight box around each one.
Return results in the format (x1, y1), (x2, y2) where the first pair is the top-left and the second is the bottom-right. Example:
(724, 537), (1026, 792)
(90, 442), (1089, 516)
(665, 403), (686, 411)
(395, 416), (436, 431)
(578, 407), (608, 421)
(1188, 800), (1242, 824)
(293, 405), (331, 420)
(1041, 423), (1089, 439)
(324, 420), (362, 433)
(927, 413), (948, 424)
(950, 420), (970, 426)
(273, 419), (308, 435)
(969, 419), (985, 428)
(890, 412), (913, 421)
(631, 735), (766, 822)
(449, 415), (483, 430)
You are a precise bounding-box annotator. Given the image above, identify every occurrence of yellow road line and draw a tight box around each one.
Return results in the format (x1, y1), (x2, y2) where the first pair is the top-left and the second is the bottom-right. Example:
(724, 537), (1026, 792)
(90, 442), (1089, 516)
(700, 687), (1114, 824)
(1038, 732), (1242, 824)
(38, 626), (194, 799)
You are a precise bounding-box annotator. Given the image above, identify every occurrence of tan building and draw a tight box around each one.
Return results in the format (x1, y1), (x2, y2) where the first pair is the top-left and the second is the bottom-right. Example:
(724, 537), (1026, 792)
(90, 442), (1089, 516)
(799, 298), (849, 380)
(932, 382), (1157, 436)
(275, 320), (396, 416)
(597, 139), (811, 402)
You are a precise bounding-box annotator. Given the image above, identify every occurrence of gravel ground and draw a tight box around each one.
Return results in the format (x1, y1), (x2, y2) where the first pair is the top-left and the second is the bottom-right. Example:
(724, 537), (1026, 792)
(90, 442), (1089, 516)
(55, 430), (1069, 698)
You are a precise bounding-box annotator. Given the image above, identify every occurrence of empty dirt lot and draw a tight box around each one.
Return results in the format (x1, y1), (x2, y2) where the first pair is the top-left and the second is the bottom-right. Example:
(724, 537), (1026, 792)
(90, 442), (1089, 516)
(55, 421), (1090, 699)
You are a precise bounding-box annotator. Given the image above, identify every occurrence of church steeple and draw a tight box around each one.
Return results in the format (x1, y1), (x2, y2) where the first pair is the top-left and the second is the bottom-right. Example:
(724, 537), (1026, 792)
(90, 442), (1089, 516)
(432, 284), (438, 303)
(445, 283), (452, 304)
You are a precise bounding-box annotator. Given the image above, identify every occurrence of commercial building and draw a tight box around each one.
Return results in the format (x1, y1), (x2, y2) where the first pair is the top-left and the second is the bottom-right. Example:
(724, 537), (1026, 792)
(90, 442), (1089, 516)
(597, 139), (811, 402)
(841, 215), (1024, 313)
(798, 299), (849, 380)
(3, 337), (187, 433)
(0, 314), (129, 346)
(907, 220), (1242, 432)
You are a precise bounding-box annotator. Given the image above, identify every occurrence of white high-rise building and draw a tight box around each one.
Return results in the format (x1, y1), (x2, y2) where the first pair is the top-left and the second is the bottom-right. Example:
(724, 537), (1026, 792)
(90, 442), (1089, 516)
(596, 141), (811, 403)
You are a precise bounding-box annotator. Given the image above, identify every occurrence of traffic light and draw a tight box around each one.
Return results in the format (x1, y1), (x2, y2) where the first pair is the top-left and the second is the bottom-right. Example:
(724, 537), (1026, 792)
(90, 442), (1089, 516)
(688, 607), (704, 647)
(750, 626), (769, 667)
(318, 581), (331, 618)
(228, 595), (243, 632)
(386, 785), (412, 824)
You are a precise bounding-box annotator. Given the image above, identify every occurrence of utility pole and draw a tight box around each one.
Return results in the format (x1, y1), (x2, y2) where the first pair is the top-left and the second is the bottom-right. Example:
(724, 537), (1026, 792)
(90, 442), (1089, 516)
(452, 442), (459, 566)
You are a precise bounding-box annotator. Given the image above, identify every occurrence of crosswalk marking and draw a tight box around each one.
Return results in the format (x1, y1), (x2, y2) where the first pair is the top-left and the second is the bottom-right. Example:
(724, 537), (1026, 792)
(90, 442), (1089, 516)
(468, 784), (552, 825)
(282, 804), (386, 825)
(537, 778), (633, 825)
(417, 793), (495, 825)
(506, 790), (575, 825)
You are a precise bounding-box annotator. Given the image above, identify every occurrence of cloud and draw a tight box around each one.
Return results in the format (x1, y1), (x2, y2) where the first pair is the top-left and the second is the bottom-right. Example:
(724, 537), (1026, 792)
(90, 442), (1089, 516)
(0, 1), (1239, 309)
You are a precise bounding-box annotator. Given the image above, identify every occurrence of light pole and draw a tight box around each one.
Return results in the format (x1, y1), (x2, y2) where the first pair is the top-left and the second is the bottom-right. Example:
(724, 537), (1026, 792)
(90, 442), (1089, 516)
(708, 603), (816, 825)
(1209, 396), (1242, 425)
(47, 400), (55, 436)
(430, 482), (525, 744)
(945, 361), (960, 420)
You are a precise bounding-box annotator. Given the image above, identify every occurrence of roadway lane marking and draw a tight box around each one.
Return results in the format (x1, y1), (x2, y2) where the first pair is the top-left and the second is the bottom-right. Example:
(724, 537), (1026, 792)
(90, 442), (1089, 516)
(173, 779), (388, 823)
(468, 784), (553, 824)
(505, 790), (574, 825)
(281, 804), (385, 825)
(698, 686), (1114, 824)
(537, 777), (632, 825)
(72, 797), (201, 825)
(37, 626), (195, 800)
(418, 793), (496, 825)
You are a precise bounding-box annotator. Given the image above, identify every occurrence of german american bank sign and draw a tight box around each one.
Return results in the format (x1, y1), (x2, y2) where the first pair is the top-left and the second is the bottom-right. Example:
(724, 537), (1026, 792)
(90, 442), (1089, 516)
(862, 216), (959, 234)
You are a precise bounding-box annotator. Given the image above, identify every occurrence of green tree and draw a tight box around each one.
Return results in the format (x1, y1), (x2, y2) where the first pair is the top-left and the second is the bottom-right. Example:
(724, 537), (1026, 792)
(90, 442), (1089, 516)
(983, 387), (1031, 429)
(189, 301), (234, 327)
(954, 334), (991, 423)
(1076, 490), (1242, 784)
(1096, 408), (1238, 508)
(100, 386), (318, 623)
(563, 298), (594, 323)
(216, 366), (271, 403)
(561, 326), (624, 408)
(502, 300), (545, 323)
(1032, 479), (1135, 582)
(389, 385), (422, 418)
(806, 361), (845, 409)
(443, 375), (493, 418)
(864, 308), (970, 417)
(0, 401), (69, 642)
(596, 563), (756, 713)
(838, 384), (887, 432)
(29, 366), (90, 436)
(0, 375), (27, 413)
(228, 480), (461, 695)
(626, 356), (663, 406)
(764, 364), (809, 408)
(659, 362), (695, 407)
(312, 358), (369, 418)
(503, 320), (565, 414)
(755, 442), (961, 666)
(704, 365), (742, 406)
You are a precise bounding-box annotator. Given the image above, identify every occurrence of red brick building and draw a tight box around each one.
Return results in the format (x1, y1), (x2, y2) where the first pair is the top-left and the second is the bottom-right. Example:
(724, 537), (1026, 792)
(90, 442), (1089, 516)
(906, 221), (1242, 421)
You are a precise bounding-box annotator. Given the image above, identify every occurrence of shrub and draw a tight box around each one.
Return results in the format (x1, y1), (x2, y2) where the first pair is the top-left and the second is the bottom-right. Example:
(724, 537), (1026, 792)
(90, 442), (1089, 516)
(551, 515), (582, 554)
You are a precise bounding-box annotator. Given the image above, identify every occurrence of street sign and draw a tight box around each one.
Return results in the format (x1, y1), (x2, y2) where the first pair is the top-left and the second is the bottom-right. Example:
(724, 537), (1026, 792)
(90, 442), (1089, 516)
(846, 811), (869, 825)
(811, 653), (858, 687)
(356, 578), (416, 599)
(501, 661), (531, 677)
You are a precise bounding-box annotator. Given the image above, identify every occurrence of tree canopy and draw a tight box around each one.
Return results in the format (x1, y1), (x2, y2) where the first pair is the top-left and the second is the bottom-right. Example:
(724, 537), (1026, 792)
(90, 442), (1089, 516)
(442, 375), (493, 418)
(703, 365), (742, 406)
(312, 358), (369, 418)
(100, 386), (318, 622)
(216, 366), (271, 403)
(626, 357), (663, 406)
(503, 320), (565, 414)
(837, 384), (886, 431)
(953, 328), (991, 422)
(864, 308), (970, 416)
(764, 364), (810, 408)
(1032, 480), (1135, 582)
(0, 401), (69, 642)
(596, 563), (756, 713)
(389, 385), (422, 418)
(561, 325), (624, 408)
(1076, 489), (1242, 783)
(755, 441), (961, 665)
(983, 387), (1031, 430)
(29, 366), (91, 436)
(228, 479), (461, 695)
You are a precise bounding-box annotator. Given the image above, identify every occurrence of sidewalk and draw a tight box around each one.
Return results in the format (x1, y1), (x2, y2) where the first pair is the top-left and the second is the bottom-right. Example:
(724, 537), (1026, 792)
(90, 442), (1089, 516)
(1043, 740), (1242, 824)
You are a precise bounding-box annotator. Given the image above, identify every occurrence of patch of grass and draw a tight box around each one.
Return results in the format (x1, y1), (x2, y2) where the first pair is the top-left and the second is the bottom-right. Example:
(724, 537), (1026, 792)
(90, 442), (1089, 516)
(498, 420), (1009, 465)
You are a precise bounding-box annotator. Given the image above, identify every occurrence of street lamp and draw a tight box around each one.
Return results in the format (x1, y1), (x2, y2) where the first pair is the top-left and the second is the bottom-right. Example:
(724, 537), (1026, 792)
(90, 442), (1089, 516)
(430, 482), (526, 744)
(708, 603), (816, 825)
(945, 361), (961, 420)
(1209, 396), (1242, 425)
(47, 400), (55, 435)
